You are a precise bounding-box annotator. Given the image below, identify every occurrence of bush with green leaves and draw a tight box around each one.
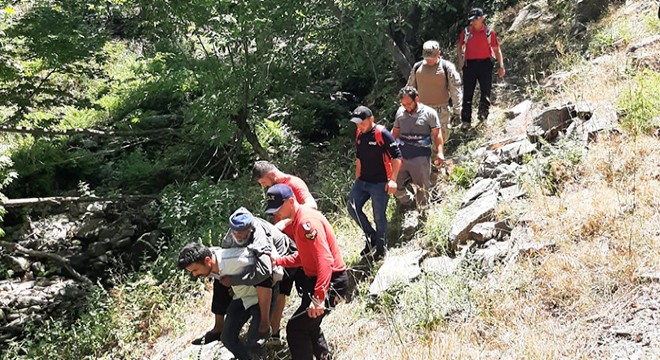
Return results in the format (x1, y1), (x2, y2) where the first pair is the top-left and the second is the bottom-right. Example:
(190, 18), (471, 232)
(618, 69), (660, 136)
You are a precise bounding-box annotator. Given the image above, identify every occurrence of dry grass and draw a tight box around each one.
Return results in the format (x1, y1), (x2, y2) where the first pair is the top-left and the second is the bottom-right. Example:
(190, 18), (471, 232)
(317, 3), (660, 360)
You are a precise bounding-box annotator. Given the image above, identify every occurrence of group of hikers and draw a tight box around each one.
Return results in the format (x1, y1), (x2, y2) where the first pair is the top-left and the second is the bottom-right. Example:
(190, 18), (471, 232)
(176, 7), (505, 360)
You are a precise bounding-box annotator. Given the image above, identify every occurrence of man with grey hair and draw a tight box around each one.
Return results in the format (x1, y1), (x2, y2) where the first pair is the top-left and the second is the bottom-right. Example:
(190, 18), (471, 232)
(407, 40), (462, 142)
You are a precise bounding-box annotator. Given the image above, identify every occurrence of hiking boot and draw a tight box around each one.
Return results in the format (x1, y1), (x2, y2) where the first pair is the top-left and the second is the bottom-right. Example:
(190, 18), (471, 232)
(373, 246), (387, 261)
(266, 331), (282, 346)
(477, 111), (488, 121)
(191, 330), (222, 345)
(360, 243), (374, 257)
(460, 122), (471, 132)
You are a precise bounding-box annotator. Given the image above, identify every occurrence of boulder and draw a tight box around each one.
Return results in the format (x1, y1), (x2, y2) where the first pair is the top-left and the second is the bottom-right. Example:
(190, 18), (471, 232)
(87, 240), (111, 257)
(111, 237), (133, 249)
(421, 256), (458, 277)
(626, 35), (660, 53)
(499, 184), (527, 202)
(462, 178), (500, 206)
(75, 217), (107, 242)
(527, 103), (577, 143)
(509, 1), (547, 32)
(575, 0), (609, 23)
(505, 100), (533, 119)
(469, 222), (498, 243)
(471, 240), (510, 272)
(493, 138), (538, 163)
(369, 250), (428, 296)
(450, 191), (499, 246)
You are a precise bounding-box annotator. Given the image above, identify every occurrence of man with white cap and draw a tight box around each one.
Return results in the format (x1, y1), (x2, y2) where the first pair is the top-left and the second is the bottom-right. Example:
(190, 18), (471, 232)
(407, 40), (463, 142)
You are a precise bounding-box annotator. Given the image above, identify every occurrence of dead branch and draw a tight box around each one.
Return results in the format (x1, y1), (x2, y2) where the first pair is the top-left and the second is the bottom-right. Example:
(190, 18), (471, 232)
(0, 241), (93, 286)
(1, 195), (159, 208)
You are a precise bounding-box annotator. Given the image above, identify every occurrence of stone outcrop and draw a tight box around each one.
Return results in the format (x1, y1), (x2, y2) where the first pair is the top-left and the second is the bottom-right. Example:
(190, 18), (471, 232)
(369, 250), (428, 296)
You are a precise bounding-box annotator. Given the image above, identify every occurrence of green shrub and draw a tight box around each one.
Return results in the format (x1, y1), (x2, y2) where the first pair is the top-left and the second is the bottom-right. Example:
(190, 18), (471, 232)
(422, 192), (463, 254)
(618, 69), (660, 135)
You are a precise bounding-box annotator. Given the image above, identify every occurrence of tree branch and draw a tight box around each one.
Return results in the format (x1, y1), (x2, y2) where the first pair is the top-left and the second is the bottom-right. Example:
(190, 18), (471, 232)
(1, 195), (159, 208)
(0, 125), (179, 138)
(0, 241), (93, 286)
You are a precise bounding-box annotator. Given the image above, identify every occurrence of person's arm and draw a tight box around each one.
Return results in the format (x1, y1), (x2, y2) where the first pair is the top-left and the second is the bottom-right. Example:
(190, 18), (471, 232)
(383, 129), (402, 194)
(494, 45), (505, 78)
(305, 220), (334, 304)
(446, 62), (463, 115)
(457, 30), (465, 69)
(391, 127), (400, 139)
(355, 159), (361, 179)
(406, 65), (417, 87)
(492, 31), (505, 78)
(274, 251), (301, 268)
(431, 127), (444, 166)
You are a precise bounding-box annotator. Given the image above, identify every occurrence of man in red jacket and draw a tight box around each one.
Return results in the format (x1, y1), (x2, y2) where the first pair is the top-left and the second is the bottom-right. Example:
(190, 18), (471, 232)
(266, 184), (347, 360)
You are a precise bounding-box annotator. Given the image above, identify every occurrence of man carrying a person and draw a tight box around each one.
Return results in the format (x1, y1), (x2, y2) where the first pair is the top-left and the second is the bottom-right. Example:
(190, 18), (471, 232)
(178, 242), (264, 359)
(266, 184), (347, 360)
(407, 40), (463, 142)
(392, 86), (445, 210)
(348, 106), (402, 260)
(457, 7), (505, 131)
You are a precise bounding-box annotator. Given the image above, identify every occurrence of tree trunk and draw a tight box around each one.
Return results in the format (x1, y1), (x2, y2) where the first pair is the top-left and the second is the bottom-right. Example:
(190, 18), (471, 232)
(384, 34), (412, 80)
(232, 110), (270, 160)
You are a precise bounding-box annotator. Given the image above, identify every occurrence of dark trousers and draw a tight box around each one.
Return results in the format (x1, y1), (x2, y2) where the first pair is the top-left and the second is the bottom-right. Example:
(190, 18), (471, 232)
(286, 271), (348, 360)
(211, 279), (232, 315)
(461, 58), (493, 124)
(222, 299), (262, 360)
(212, 277), (277, 315)
(348, 179), (390, 249)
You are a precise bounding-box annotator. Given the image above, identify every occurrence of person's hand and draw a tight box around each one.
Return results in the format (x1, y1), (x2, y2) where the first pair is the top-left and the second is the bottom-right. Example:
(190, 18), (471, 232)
(434, 153), (445, 167)
(385, 179), (397, 195)
(219, 276), (231, 287)
(274, 218), (291, 231)
(269, 251), (280, 266)
(498, 66), (505, 79)
(307, 297), (325, 318)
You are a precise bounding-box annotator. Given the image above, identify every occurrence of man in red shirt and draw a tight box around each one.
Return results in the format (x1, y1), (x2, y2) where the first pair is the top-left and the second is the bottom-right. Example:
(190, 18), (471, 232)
(457, 7), (505, 131)
(266, 184), (347, 360)
(251, 160), (317, 344)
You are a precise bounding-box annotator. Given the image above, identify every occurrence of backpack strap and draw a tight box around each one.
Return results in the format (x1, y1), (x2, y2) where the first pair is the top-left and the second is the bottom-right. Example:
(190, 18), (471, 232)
(440, 59), (449, 90)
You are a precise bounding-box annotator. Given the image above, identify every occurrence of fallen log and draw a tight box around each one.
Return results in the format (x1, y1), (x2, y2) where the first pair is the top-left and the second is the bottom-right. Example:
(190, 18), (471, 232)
(0, 241), (93, 286)
(1, 195), (159, 207)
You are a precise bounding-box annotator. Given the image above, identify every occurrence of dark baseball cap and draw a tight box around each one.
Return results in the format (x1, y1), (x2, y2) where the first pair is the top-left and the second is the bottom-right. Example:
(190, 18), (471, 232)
(265, 184), (294, 214)
(468, 8), (485, 20)
(349, 106), (373, 124)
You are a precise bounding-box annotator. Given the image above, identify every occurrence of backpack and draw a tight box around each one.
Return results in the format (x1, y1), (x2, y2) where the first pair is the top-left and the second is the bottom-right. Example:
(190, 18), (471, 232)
(412, 59), (452, 106)
(355, 124), (395, 180)
(461, 25), (495, 63)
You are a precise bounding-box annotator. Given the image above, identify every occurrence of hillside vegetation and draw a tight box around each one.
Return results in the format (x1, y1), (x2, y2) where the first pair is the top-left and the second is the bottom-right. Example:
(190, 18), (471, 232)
(1, 1), (659, 359)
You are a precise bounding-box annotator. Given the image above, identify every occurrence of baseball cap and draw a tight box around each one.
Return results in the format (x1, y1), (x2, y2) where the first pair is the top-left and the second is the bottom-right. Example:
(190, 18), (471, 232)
(422, 40), (440, 58)
(229, 207), (254, 231)
(265, 184), (294, 214)
(349, 106), (373, 124)
(468, 8), (485, 21)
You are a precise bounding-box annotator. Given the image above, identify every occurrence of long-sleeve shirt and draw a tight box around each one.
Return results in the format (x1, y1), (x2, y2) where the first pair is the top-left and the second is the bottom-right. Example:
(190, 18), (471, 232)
(407, 59), (463, 111)
(273, 206), (346, 302)
(220, 217), (297, 286)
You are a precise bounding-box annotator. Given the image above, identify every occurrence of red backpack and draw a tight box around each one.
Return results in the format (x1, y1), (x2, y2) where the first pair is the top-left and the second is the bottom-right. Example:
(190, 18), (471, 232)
(355, 124), (395, 180)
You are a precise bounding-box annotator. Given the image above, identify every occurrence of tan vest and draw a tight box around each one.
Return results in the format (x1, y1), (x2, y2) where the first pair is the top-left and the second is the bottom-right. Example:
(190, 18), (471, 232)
(413, 63), (449, 107)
